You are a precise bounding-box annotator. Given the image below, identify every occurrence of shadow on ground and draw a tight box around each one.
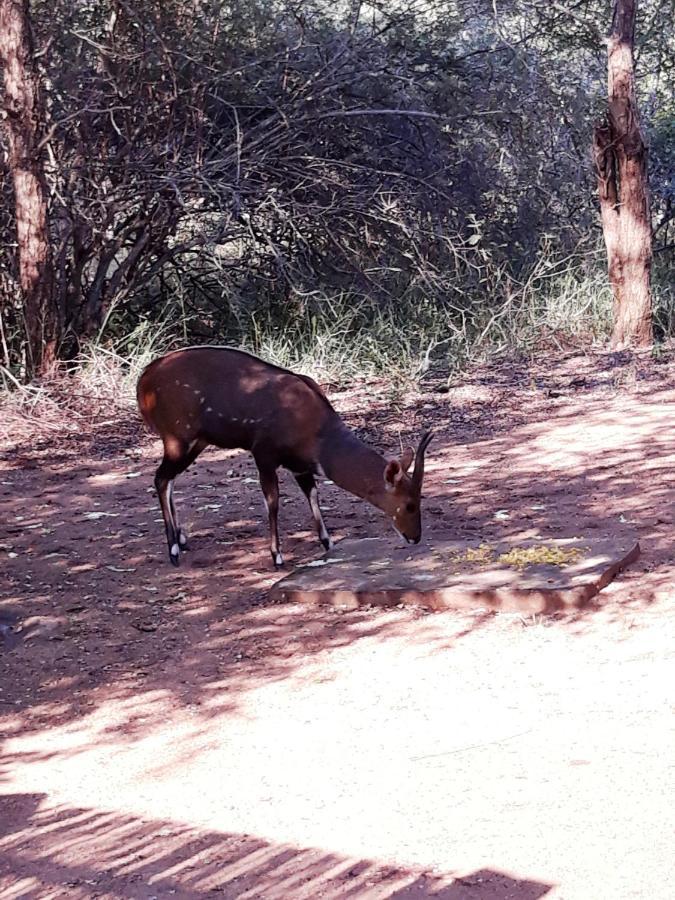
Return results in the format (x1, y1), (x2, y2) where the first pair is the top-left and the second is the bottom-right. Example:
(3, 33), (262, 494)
(1, 350), (674, 745)
(0, 792), (553, 899)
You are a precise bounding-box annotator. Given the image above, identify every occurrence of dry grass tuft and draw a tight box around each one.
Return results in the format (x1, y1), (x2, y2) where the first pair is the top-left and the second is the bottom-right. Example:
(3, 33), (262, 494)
(0, 328), (165, 451)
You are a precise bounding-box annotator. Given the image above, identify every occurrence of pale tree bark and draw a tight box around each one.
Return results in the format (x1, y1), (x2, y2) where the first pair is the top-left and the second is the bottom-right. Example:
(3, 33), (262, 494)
(0, 0), (58, 376)
(593, 0), (653, 348)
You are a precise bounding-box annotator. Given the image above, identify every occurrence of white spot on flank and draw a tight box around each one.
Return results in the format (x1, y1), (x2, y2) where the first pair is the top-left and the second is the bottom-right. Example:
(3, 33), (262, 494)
(183, 382), (190, 388)
(206, 406), (212, 412)
(194, 389), (201, 396)
(178, 532), (188, 547)
(170, 543), (180, 556)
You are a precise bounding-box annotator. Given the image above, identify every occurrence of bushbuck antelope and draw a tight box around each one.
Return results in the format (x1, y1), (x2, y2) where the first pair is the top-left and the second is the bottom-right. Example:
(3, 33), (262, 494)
(137, 346), (433, 568)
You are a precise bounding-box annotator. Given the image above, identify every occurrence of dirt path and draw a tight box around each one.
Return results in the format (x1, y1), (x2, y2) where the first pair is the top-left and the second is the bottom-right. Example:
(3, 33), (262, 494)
(1, 351), (674, 899)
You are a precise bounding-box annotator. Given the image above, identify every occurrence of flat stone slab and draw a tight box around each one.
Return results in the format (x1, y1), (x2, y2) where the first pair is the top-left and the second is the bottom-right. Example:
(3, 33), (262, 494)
(270, 534), (640, 613)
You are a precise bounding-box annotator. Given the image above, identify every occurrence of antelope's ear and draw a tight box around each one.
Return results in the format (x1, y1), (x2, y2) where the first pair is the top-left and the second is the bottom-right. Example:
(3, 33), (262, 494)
(384, 460), (404, 491)
(400, 447), (415, 473)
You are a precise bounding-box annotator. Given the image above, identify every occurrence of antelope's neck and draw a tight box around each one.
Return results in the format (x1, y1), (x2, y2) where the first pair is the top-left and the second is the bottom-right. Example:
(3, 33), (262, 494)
(318, 423), (389, 511)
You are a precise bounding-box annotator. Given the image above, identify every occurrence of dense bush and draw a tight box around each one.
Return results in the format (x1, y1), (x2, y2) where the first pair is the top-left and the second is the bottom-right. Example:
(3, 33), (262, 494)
(1, 1), (673, 377)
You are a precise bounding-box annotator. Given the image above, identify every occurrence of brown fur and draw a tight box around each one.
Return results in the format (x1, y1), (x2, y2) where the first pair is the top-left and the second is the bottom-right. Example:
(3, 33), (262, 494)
(137, 346), (432, 567)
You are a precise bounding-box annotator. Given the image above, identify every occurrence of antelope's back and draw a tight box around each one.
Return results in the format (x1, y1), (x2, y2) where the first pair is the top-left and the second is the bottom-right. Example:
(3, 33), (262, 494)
(137, 346), (332, 458)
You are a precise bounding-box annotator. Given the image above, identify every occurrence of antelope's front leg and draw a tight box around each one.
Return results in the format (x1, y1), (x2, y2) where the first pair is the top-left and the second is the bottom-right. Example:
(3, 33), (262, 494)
(255, 461), (283, 568)
(294, 471), (332, 551)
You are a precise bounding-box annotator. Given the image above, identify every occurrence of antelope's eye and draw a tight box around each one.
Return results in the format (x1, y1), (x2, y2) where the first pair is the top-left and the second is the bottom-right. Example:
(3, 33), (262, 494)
(406, 502), (416, 514)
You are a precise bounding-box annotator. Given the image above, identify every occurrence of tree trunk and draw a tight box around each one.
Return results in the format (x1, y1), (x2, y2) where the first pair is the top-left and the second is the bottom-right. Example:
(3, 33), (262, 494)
(593, 0), (653, 348)
(0, 0), (58, 376)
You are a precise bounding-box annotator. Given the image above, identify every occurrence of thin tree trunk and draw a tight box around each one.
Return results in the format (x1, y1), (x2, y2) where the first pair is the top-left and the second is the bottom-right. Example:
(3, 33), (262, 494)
(593, 0), (653, 348)
(0, 0), (58, 376)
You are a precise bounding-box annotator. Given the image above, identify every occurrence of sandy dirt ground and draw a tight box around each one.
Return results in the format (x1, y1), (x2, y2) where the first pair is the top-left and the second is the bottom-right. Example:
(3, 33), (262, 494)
(1, 350), (674, 899)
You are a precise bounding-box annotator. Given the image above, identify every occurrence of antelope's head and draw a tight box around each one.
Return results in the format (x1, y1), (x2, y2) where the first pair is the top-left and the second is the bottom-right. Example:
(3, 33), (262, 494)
(382, 430), (434, 544)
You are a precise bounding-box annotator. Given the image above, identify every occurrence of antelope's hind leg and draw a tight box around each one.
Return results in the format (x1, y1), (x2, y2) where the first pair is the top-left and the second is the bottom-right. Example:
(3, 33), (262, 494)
(154, 438), (206, 566)
(169, 482), (190, 550)
(294, 472), (332, 552)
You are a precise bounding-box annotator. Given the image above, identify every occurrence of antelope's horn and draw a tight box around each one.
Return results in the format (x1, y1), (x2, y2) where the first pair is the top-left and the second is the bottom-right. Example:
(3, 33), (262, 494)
(412, 429), (433, 489)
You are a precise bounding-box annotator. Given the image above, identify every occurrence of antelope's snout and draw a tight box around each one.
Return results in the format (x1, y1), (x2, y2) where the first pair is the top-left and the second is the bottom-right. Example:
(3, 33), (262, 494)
(391, 500), (423, 545)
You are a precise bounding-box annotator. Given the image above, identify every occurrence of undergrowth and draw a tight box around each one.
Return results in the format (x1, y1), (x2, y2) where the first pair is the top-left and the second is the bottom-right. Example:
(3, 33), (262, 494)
(1, 253), (673, 448)
(238, 257), (616, 382)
